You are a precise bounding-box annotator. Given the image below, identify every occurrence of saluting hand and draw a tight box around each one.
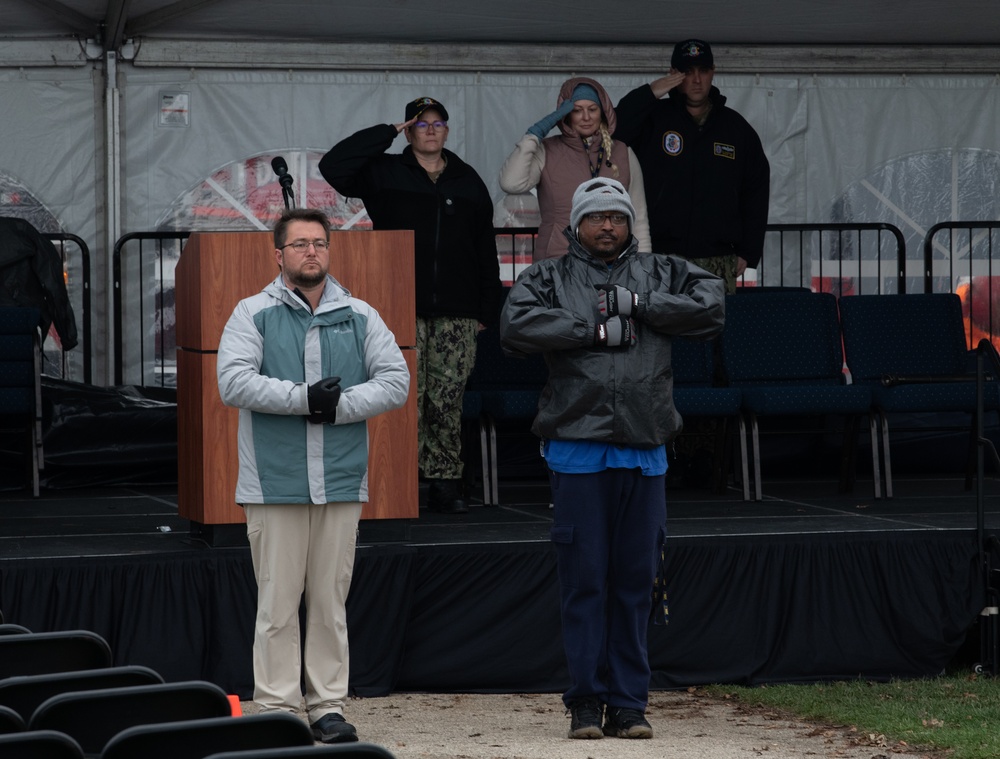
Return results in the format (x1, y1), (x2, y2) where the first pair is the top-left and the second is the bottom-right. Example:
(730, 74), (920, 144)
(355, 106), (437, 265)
(395, 116), (419, 133)
(649, 69), (688, 99)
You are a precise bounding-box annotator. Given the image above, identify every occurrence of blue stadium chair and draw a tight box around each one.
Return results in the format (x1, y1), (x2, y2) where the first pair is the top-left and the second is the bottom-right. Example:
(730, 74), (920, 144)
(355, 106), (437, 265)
(721, 290), (878, 500)
(465, 319), (547, 506)
(839, 293), (1000, 497)
(461, 344), (490, 506)
(671, 337), (749, 499)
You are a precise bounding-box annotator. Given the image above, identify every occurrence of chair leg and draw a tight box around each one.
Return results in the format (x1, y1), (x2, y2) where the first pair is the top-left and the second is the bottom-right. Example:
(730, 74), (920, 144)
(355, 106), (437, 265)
(477, 415), (492, 506)
(748, 411), (762, 501)
(869, 413), (882, 500)
(480, 413), (499, 507)
(737, 413), (750, 502)
(30, 422), (40, 498)
(879, 411), (894, 499)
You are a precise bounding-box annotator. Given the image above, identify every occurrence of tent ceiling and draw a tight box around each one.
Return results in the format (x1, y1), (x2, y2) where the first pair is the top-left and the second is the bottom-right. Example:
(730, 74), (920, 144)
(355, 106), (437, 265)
(6, 0), (1000, 49)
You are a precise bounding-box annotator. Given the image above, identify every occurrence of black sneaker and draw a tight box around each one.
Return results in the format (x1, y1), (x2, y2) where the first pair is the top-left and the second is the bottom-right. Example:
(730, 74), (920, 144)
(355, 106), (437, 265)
(310, 712), (358, 743)
(567, 698), (604, 739)
(603, 706), (653, 739)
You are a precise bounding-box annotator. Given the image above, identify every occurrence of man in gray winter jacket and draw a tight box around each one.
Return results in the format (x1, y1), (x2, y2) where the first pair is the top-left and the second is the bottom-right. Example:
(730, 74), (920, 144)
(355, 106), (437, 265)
(500, 178), (724, 740)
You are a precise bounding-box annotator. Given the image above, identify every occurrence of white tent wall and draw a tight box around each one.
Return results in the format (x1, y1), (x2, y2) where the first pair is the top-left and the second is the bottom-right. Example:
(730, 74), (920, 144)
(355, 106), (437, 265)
(0, 64), (103, 382)
(808, 75), (1000, 285)
(121, 68), (798, 231)
(5, 56), (999, 386)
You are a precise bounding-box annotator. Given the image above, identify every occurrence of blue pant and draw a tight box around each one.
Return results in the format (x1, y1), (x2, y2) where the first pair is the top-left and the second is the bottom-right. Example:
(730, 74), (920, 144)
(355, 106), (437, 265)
(549, 468), (666, 711)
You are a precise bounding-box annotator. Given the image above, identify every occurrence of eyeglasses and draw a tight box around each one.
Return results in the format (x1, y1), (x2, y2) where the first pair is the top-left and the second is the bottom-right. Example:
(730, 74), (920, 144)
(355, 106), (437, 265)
(414, 120), (447, 131)
(281, 239), (329, 252)
(582, 212), (629, 227)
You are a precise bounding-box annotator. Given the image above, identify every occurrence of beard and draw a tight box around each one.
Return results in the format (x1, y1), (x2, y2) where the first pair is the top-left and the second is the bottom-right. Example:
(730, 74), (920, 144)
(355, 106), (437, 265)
(587, 232), (626, 260)
(285, 263), (327, 289)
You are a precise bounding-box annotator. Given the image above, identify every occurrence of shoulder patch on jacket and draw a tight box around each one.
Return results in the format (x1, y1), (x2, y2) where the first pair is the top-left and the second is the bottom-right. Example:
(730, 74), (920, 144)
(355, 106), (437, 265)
(714, 142), (736, 160)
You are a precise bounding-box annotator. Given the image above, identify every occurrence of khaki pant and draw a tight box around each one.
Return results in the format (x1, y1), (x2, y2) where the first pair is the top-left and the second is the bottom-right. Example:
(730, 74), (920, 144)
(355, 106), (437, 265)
(244, 501), (363, 721)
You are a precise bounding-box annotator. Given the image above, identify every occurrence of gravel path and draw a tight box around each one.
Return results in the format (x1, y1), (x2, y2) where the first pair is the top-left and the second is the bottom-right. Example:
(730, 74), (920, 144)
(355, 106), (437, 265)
(243, 689), (935, 758)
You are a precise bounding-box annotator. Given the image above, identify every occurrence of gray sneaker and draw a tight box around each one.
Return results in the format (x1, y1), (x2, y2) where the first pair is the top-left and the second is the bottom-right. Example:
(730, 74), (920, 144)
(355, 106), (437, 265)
(603, 706), (653, 738)
(567, 698), (604, 739)
(310, 712), (358, 743)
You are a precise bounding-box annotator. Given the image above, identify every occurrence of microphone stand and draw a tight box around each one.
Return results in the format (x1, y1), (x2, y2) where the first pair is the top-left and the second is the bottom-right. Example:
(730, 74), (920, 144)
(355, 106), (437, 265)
(279, 176), (296, 210)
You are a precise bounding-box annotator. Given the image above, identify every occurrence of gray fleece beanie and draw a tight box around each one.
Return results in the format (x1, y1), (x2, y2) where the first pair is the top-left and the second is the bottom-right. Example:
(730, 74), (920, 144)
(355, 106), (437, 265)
(569, 178), (636, 234)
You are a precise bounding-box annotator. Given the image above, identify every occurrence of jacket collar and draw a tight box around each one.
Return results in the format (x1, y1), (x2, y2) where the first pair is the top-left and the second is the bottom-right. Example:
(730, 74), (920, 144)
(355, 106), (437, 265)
(400, 145), (465, 177)
(265, 274), (351, 314)
(668, 85), (726, 112)
(562, 227), (638, 270)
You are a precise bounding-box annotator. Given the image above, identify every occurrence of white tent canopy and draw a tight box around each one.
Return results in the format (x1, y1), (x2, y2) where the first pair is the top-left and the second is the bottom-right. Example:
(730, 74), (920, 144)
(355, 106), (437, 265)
(3, 0), (1000, 383)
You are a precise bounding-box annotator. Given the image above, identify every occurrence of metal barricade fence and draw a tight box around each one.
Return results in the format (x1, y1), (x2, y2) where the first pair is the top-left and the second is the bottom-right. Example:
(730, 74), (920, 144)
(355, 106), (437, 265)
(753, 223), (907, 294)
(112, 231), (191, 387)
(923, 222), (1000, 349)
(110, 224), (908, 388)
(42, 232), (92, 384)
(494, 226), (537, 285)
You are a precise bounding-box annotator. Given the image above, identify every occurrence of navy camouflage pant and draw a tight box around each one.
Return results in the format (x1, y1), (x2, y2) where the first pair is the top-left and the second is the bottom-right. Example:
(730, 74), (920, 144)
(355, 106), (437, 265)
(415, 316), (479, 479)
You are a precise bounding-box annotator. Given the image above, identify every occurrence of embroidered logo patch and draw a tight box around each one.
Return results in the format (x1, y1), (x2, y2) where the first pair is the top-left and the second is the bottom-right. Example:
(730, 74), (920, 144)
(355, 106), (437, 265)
(714, 142), (736, 159)
(662, 131), (683, 156)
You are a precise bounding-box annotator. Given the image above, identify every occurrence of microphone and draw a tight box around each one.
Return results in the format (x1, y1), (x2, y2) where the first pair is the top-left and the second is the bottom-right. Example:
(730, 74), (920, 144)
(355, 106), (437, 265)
(271, 156), (294, 190)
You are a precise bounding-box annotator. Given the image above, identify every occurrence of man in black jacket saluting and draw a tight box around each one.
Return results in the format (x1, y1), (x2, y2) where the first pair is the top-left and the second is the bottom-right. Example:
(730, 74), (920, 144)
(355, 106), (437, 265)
(615, 39), (770, 293)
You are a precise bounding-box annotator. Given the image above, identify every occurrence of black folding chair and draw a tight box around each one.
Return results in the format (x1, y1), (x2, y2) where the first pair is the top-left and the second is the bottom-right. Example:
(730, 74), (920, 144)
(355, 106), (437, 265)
(0, 631), (112, 679)
(0, 729), (85, 759)
(100, 712), (314, 759)
(30, 680), (233, 756)
(0, 665), (163, 722)
(0, 704), (25, 734)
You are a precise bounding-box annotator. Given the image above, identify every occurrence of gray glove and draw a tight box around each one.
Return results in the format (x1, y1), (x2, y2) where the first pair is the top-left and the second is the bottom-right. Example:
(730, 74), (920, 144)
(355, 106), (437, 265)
(527, 99), (574, 140)
(594, 316), (636, 349)
(307, 376), (341, 424)
(596, 284), (640, 318)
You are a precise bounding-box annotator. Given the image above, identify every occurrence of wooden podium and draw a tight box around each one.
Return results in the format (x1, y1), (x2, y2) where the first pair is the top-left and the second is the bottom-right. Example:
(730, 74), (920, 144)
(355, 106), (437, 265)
(175, 230), (418, 537)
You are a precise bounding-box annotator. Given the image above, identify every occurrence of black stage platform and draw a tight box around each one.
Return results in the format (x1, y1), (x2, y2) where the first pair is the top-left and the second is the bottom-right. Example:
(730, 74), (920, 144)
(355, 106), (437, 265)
(1, 474), (998, 699)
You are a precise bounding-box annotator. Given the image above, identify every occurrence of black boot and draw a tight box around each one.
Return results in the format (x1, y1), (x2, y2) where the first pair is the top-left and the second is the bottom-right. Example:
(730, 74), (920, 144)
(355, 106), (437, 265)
(427, 479), (469, 514)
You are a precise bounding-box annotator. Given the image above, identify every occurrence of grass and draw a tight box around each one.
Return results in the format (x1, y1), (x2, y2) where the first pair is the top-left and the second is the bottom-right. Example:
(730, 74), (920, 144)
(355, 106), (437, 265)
(703, 674), (1000, 758)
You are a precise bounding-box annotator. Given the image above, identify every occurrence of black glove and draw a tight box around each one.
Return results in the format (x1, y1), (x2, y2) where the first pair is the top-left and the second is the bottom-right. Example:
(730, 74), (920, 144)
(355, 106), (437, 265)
(596, 283), (639, 318)
(594, 316), (637, 348)
(307, 376), (341, 424)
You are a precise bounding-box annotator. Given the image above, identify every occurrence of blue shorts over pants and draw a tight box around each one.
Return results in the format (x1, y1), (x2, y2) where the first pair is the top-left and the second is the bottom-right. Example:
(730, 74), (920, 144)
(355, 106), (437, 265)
(549, 467), (666, 711)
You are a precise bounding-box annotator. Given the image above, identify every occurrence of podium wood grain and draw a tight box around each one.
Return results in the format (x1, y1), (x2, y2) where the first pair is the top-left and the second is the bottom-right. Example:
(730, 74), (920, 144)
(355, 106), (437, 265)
(176, 230), (417, 525)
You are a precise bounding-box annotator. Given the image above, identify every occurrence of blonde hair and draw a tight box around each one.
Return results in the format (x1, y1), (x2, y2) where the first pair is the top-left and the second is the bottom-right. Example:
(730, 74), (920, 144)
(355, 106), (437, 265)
(599, 123), (619, 179)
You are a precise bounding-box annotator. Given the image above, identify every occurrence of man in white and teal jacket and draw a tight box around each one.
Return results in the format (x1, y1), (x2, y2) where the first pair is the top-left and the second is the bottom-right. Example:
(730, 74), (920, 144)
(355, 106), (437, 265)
(217, 208), (409, 744)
